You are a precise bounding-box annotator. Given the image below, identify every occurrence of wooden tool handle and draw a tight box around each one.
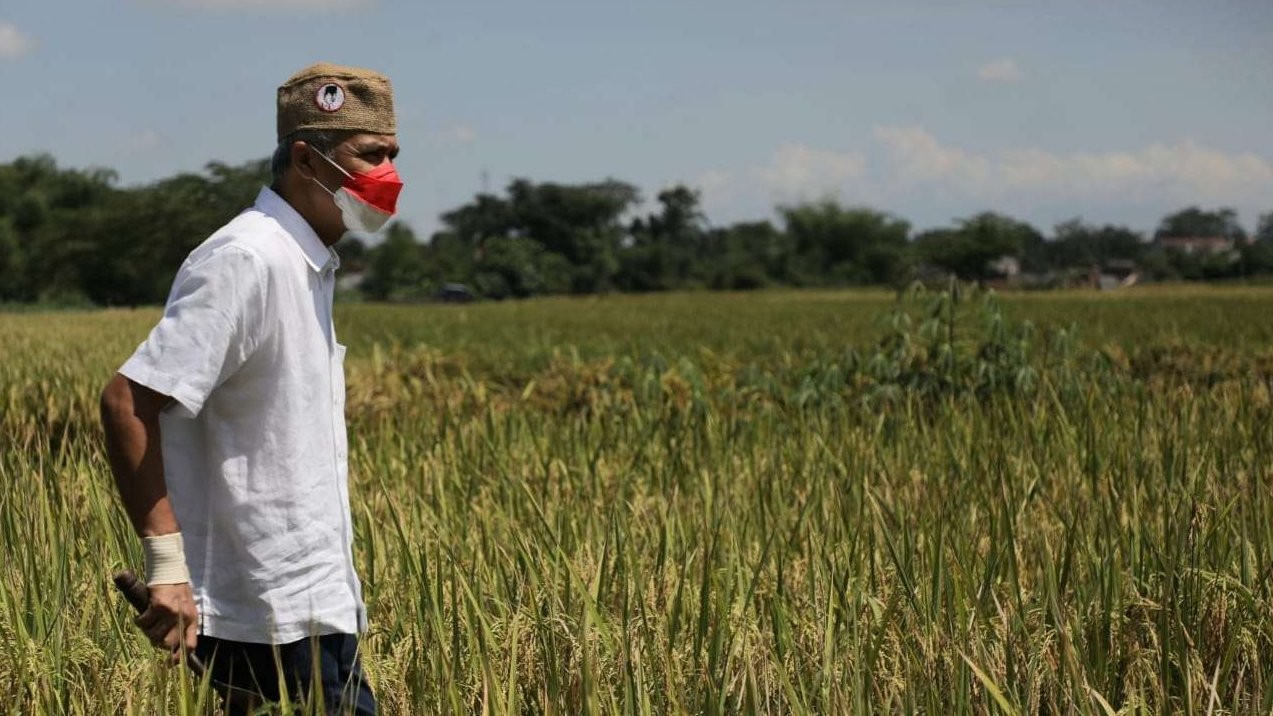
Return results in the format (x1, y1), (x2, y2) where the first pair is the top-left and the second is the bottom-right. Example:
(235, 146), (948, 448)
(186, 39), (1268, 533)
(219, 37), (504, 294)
(113, 569), (151, 613)
(112, 569), (207, 677)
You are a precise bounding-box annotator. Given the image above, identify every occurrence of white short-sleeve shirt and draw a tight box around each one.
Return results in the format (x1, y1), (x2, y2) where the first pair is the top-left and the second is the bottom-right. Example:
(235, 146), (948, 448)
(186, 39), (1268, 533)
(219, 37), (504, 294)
(120, 186), (364, 644)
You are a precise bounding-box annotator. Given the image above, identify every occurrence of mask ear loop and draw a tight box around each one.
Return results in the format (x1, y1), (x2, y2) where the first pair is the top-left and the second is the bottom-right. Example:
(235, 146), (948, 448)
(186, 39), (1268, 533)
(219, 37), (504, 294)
(304, 146), (352, 196)
(311, 146), (354, 180)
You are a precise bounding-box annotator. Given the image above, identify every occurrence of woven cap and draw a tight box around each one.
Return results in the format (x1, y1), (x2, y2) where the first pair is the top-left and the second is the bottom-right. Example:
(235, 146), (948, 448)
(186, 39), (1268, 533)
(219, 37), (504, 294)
(277, 62), (396, 141)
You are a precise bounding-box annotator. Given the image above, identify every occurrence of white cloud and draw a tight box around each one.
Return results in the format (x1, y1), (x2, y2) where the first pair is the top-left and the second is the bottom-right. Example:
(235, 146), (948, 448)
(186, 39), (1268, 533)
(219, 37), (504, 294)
(872, 125), (1273, 206)
(754, 143), (867, 198)
(872, 126), (990, 191)
(697, 143), (867, 215)
(977, 58), (1023, 83)
(0, 22), (34, 59)
(153, 0), (372, 10)
(696, 127), (1273, 230)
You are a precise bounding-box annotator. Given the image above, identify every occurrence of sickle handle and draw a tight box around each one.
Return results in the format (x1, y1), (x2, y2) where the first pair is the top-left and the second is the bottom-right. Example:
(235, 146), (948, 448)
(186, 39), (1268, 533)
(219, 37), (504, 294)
(112, 569), (207, 677)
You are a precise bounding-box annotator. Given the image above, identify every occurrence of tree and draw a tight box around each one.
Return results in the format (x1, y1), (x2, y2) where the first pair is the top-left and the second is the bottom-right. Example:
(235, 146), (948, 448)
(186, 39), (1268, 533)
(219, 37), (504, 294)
(1155, 206), (1247, 241)
(1238, 240), (1273, 276)
(506, 178), (638, 293)
(360, 224), (430, 301)
(439, 193), (514, 251)
(334, 236), (368, 273)
(1256, 212), (1273, 245)
(419, 231), (477, 290)
(778, 201), (911, 285)
(621, 185), (711, 291)
(698, 221), (789, 290)
(1048, 219), (1144, 268)
(915, 212), (1039, 281)
(83, 158), (270, 305)
(0, 218), (22, 301)
(472, 236), (553, 299)
(0, 154), (126, 302)
(436, 178), (640, 297)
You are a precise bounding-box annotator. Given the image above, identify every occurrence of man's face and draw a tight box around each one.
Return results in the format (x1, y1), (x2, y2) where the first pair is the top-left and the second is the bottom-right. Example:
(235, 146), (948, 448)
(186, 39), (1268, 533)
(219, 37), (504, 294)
(299, 132), (400, 244)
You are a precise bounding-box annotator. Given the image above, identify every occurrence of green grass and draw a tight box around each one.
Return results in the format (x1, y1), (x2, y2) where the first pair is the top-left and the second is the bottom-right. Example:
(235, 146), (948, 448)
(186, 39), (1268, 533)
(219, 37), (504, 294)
(3, 286), (1273, 714)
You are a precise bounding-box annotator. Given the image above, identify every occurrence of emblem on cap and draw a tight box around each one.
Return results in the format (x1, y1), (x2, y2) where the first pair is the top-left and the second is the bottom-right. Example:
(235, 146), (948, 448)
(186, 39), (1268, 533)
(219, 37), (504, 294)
(315, 83), (346, 113)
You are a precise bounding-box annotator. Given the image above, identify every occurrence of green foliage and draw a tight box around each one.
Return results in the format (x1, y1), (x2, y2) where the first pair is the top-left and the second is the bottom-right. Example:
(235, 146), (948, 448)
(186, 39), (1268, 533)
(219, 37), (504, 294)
(779, 201), (911, 285)
(1257, 212), (1273, 245)
(853, 281), (1077, 402)
(621, 186), (711, 291)
(4, 152), (1273, 306)
(428, 178), (639, 297)
(0, 218), (21, 300)
(915, 212), (1040, 280)
(334, 235), (369, 273)
(1240, 241), (1273, 276)
(0, 155), (267, 305)
(1155, 205), (1247, 241)
(473, 236), (552, 299)
(360, 224), (432, 301)
(1046, 219), (1144, 269)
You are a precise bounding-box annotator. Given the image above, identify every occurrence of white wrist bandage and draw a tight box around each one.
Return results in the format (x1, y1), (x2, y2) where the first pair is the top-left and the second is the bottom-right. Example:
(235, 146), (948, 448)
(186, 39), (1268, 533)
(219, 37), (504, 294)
(143, 533), (191, 585)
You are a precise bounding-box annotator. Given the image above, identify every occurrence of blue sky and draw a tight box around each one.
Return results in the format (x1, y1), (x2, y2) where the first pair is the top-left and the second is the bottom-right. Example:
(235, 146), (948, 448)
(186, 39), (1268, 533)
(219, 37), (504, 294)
(3, 0), (1271, 239)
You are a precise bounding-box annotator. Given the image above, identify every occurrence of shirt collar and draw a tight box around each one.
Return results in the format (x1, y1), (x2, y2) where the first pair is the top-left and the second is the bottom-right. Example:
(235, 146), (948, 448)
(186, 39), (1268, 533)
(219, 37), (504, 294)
(254, 186), (340, 273)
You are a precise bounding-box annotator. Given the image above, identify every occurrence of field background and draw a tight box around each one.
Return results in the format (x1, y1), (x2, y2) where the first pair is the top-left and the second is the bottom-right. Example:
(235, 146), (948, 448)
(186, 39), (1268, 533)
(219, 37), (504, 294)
(3, 286), (1273, 714)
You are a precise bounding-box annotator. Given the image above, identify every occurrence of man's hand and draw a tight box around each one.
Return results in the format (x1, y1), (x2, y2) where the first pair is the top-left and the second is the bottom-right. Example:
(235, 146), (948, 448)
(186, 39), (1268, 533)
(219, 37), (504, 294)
(134, 582), (198, 665)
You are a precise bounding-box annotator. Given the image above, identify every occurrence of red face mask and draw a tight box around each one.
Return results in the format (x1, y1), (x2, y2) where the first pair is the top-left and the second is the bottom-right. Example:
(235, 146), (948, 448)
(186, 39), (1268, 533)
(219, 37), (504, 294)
(312, 150), (404, 234)
(342, 160), (404, 216)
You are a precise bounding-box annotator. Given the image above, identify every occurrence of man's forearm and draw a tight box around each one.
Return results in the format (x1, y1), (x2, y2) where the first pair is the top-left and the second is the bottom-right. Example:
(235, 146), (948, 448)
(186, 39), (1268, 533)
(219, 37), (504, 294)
(101, 375), (198, 660)
(100, 374), (180, 537)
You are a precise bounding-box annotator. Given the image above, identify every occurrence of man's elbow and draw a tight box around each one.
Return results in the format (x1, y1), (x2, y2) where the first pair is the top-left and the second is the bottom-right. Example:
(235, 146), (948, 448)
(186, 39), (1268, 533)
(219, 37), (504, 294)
(100, 374), (134, 424)
(101, 374), (168, 425)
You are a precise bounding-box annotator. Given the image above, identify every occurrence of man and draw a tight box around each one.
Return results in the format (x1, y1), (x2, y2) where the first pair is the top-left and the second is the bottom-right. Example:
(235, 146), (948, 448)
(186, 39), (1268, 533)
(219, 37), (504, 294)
(99, 62), (402, 715)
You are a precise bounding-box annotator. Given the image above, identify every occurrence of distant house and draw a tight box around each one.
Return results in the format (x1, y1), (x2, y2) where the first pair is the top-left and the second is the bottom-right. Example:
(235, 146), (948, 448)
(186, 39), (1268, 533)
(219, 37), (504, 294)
(1155, 235), (1237, 255)
(1089, 259), (1139, 290)
(979, 255), (1023, 289)
(987, 255), (1021, 279)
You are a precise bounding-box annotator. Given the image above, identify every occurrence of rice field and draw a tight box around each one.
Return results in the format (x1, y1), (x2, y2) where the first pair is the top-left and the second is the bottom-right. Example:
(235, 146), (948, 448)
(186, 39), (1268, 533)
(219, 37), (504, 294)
(3, 285), (1273, 714)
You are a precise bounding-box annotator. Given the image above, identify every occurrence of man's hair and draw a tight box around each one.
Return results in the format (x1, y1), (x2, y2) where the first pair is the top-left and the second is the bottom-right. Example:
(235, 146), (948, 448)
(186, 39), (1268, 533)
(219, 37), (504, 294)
(270, 129), (355, 186)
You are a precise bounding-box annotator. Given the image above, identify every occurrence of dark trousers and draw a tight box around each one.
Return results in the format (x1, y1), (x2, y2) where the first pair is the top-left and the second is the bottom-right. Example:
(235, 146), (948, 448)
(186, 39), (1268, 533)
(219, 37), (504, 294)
(194, 633), (377, 715)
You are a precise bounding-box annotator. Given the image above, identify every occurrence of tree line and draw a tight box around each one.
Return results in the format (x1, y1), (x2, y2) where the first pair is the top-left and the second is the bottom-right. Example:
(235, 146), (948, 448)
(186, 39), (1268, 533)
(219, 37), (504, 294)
(3, 153), (1273, 306)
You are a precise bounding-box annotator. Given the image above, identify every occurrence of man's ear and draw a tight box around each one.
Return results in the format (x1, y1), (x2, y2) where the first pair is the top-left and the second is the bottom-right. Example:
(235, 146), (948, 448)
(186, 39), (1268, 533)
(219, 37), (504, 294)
(290, 141), (317, 181)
